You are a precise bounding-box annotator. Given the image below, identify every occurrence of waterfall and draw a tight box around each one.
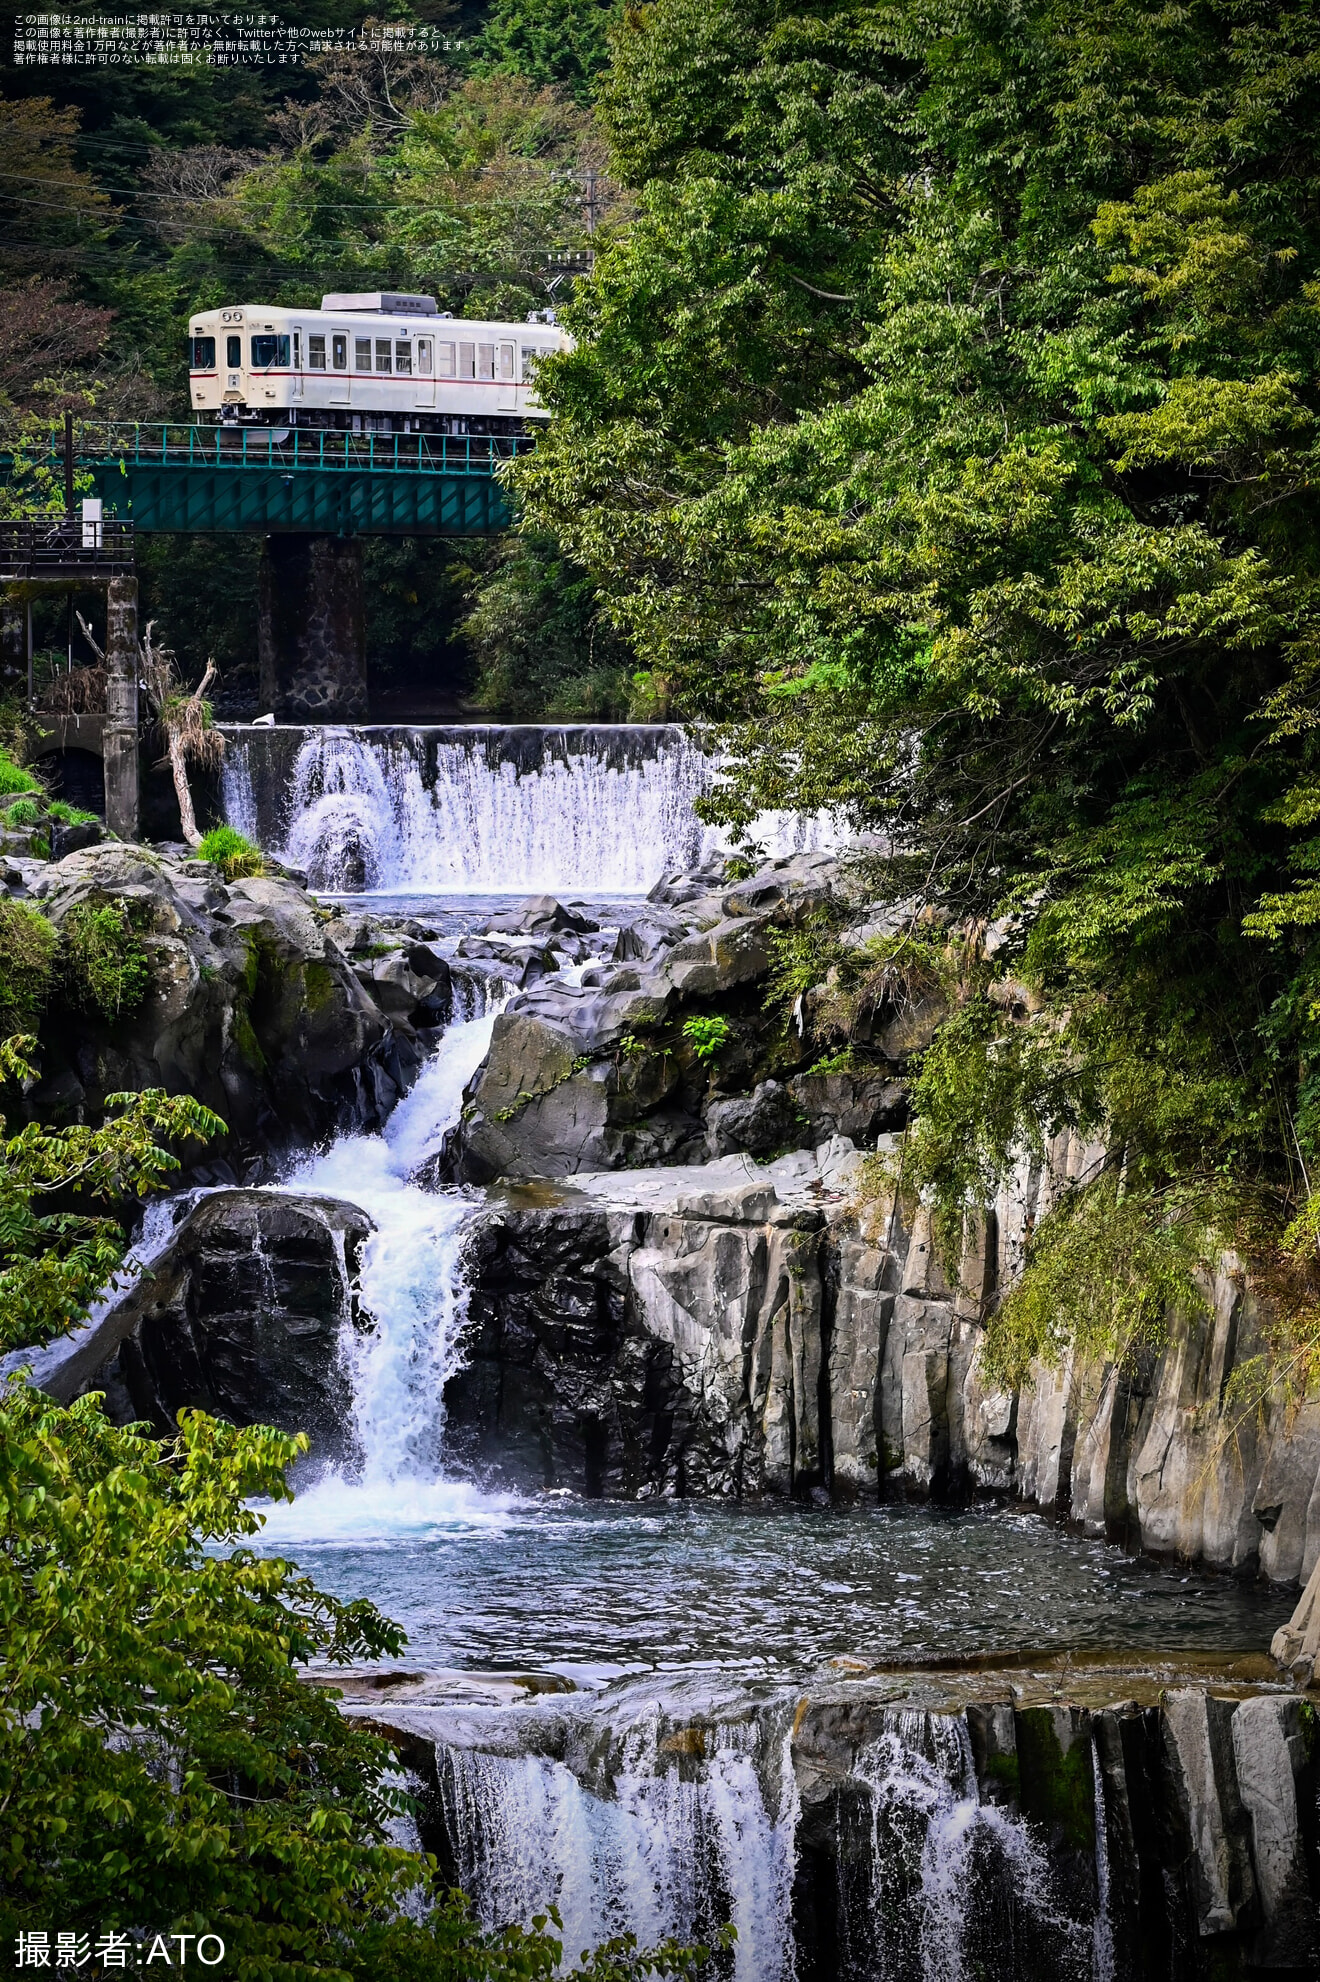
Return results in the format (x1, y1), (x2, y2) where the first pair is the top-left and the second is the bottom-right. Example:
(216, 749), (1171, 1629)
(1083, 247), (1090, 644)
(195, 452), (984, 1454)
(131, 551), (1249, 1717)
(220, 724), (843, 894)
(1090, 1735), (1115, 1982)
(257, 976), (515, 1542)
(847, 1711), (1091, 1982)
(437, 1705), (799, 1982)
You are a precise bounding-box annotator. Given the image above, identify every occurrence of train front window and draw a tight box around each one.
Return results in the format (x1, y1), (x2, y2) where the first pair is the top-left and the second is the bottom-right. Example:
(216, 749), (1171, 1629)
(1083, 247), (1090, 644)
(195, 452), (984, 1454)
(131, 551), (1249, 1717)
(308, 335), (326, 370)
(226, 335), (241, 368)
(375, 339), (392, 373)
(333, 334), (347, 369)
(189, 336), (215, 370)
(395, 341), (412, 375)
(250, 334), (289, 368)
(355, 338), (372, 371)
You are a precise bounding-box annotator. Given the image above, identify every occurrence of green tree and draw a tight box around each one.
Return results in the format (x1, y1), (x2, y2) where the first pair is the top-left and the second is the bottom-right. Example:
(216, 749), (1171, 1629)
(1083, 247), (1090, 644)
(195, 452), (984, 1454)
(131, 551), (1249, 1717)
(0, 1036), (224, 1352)
(514, 0), (1320, 1374)
(472, 0), (622, 106)
(0, 1382), (718, 1979)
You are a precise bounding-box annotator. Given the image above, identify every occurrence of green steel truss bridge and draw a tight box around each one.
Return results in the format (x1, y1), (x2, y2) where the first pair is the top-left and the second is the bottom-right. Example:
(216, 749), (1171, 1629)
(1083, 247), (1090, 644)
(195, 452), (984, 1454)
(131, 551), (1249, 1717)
(3, 421), (526, 535)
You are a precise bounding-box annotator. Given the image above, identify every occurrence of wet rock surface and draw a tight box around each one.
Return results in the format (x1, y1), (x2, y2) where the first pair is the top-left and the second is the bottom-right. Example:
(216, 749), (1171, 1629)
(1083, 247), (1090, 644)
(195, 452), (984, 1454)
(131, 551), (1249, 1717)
(6, 1188), (368, 1454)
(341, 1653), (1320, 1982)
(447, 850), (882, 1182)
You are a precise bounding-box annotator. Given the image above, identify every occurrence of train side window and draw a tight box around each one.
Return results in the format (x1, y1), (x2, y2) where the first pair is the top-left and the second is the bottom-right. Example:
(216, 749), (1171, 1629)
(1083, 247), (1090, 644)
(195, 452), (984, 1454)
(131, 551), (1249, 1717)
(375, 339), (392, 373)
(458, 341), (475, 378)
(189, 335), (216, 370)
(416, 338), (433, 375)
(436, 342), (455, 377)
(355, 338), (372, 371)
(308, 335), (326, 370)
(478, 341), (495, 379)
(226, 335), (241, 368)
(293, 330), (302, 370)
(395, 340), (412, 376)
(520, 346), (538, 383)
(250, 333), (289, 368)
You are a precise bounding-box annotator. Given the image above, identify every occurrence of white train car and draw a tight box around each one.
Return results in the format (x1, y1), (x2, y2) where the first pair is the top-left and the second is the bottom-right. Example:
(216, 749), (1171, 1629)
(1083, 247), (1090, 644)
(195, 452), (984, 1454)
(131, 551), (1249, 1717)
(187, 291), (572, 435)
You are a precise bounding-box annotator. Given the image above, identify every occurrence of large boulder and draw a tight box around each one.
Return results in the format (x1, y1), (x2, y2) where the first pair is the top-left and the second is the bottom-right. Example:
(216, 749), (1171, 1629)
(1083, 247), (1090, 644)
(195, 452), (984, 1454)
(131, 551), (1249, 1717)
(15, 843), (420, 1169)
(448, 849), (865, 1181)
(5, 1188), (370, 1458)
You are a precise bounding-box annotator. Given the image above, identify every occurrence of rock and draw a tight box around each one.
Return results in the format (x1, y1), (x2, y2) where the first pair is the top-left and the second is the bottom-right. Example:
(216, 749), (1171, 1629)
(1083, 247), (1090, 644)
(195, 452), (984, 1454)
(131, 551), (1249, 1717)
(7, 1189), (371, 1459)
(1231, 1697), (1319, 1968)
(446, 1152), (855, 1497)
(482, 894), (599, 936)
(49, 818), (104, 861)
(20, 841), (412, 1169)
(611, 912), (684, 962)
(447, 852), (865, 1181)
(787, 1070), (907, 1145)
(370, 952), (452, 1022)
(705, 1079), (803, 1157)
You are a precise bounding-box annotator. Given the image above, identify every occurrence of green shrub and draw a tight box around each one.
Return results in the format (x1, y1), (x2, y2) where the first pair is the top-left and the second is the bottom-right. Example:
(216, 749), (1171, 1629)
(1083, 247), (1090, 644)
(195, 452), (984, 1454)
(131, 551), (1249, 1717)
(682, 1014), (732, 1062)
(47, 801), (98, 827)
(0, 902), (58, 1036)
(197, 825), (264, 880)
(5, 800), (42, 828)
(0, 754), (37, 796)
(61, 902), (151, 1021)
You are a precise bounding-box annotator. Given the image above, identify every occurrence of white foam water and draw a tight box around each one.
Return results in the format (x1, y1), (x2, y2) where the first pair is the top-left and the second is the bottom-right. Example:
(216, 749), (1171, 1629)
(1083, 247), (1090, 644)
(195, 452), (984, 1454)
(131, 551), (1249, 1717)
(853, 1710), (1088, 1982)
(222, 726), (842, 894)
(439, 1707), (799, 1982)
(257, 982), (518, 1546)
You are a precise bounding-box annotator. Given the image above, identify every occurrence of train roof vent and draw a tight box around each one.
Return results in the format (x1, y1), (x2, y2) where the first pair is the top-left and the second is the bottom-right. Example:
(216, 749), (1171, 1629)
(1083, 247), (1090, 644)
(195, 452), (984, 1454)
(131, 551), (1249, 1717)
(320, 291), (439, 316)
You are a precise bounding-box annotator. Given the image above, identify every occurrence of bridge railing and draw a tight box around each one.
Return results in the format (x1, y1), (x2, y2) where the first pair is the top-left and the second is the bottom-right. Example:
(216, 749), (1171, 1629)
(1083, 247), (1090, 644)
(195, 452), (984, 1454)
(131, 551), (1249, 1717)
(0, 516), (135, 577)
(21, 422), (531, 476)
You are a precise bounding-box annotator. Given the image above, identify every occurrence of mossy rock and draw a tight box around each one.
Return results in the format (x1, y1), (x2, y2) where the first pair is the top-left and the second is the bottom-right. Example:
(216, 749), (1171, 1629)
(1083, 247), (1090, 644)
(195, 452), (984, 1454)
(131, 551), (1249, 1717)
(1014, 1705), (1095, 1855)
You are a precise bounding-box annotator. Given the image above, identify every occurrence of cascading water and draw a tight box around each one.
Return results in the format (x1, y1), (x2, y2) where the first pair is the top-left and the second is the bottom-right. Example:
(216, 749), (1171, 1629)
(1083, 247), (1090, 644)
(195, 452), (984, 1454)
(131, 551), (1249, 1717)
(220, 724), (843, 894)
(846, 1711), (1093, 1982)
(258, 974), (514, 1541)
(438, 1706), (799, 1982)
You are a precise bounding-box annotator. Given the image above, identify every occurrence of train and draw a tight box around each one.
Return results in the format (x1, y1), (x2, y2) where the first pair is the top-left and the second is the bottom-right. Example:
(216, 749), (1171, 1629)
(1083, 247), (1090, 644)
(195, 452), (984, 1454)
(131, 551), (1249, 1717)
(187, 291), (573, 435)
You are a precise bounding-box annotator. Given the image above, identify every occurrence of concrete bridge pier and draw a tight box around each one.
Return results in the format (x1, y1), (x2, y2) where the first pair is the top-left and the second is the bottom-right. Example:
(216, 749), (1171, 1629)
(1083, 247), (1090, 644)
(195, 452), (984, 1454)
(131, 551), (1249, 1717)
(258, 535), (367, 722)
(103, 575), (140, 841)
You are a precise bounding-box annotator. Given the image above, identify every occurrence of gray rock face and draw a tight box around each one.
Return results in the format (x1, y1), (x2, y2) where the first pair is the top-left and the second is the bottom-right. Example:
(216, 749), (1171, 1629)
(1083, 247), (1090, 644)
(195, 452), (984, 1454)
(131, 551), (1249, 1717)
(447, 1151), (857, 1498)
(17, 842), (420, 1168)
(441, 1136), (1320, 1585)
(12, 1188), (368, 1457)
(705, 1078), (802, 1157)
(360, 1660), (1320, 1982)
(448, 849), (891, 1182)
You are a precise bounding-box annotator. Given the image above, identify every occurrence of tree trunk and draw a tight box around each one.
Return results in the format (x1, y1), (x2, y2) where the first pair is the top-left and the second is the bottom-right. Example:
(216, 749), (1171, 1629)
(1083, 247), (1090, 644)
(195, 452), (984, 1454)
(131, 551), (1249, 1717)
(168, 729), (201, 846)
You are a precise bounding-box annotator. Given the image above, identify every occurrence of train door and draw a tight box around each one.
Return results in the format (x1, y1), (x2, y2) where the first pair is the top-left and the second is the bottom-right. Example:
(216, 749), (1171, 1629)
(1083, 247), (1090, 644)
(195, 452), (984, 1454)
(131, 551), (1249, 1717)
(414, 334), (435, 409)
(330, 330), (350, 406)
(498, 340), (517, 410)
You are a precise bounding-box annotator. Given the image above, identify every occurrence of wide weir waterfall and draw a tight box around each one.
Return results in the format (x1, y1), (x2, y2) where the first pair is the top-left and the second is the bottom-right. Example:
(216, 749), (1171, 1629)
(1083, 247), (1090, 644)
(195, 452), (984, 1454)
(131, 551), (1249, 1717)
(228, 727), (1289, 1981)
(220, 722), (837, 894)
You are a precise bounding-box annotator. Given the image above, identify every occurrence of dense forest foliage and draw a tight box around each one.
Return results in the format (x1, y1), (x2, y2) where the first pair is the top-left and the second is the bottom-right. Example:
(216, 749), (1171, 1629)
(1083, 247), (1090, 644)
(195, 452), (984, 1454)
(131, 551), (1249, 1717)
(506, 0), (1320, 1395)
